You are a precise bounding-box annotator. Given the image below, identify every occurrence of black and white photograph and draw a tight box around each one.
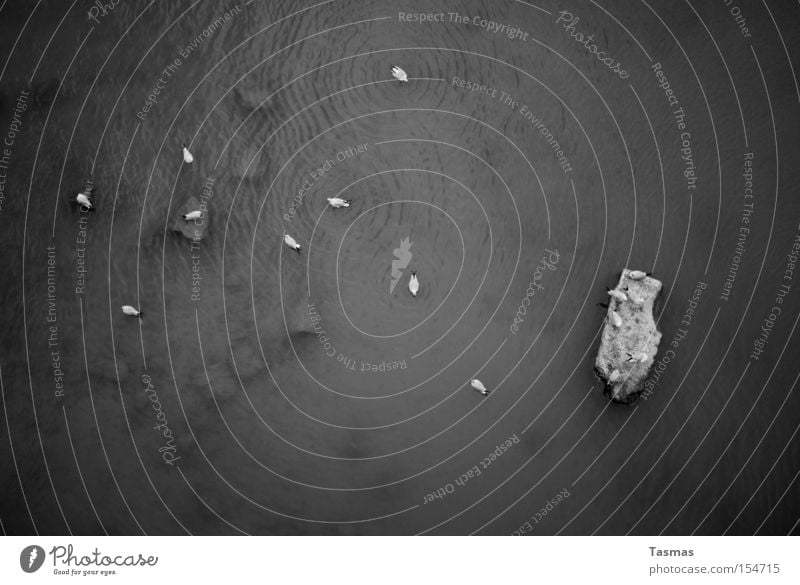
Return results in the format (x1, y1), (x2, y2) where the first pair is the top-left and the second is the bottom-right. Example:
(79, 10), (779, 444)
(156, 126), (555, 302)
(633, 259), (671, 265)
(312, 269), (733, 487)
(0, 0), (798, 579)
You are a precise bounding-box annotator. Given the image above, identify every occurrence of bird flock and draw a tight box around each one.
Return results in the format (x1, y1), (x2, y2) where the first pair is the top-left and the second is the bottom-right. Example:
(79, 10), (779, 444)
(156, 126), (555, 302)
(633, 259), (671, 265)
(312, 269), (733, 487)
(77, 65), (665, 400)
(69, 65), (498, 395)
(69, 64), (655, 403)
(605, 269), (648, 330)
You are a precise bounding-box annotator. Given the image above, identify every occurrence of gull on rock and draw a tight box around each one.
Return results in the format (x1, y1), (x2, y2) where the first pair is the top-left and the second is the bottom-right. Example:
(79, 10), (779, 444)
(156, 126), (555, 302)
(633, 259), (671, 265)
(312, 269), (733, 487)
(408, 271), (419, 297)
(283, 234), (302, 252)
(327, 197), (351, 208)
(121, 305), (142, 318)
(608, 369), (623, 383)
(182, 144), (194, 164)
(628, 270), (648, 280)
(607, 289), (628, 303)
(391, 65), (408, 82)
(610, 310), (623, 328)
(182, 210), (202, 222)
(470, 379), (489, 396)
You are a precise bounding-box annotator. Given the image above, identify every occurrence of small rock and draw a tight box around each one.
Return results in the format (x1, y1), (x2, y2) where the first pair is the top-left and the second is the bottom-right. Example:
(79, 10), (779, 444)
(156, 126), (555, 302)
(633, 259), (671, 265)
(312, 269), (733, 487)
(595, 269), (663, 403)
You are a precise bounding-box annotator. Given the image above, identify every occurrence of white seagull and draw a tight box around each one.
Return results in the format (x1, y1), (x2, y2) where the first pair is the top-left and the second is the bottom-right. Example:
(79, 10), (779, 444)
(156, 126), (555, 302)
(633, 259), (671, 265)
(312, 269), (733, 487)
(121, 305), (142, 318)
(391, 65), (408, 82)
(607, 289), (628, 303)
(182, 144), (194, 164)
(470, 379), (490, 396)
(408, 271), (419, 297)
(628, 270), (648, 280)
(608, 369), (622, 383)
(182, 210), (202, 222)
(76, 192), (93, 210)
(610, 310), (623, 328)
(283, 234), (302, 252)
(327, 197), (351, 208)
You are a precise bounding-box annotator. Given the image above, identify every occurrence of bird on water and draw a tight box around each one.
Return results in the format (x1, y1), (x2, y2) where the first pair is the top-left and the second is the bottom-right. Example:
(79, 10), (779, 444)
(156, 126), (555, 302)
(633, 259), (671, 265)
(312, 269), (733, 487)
(121, 305), (142, 318)
(470, 379), (490, 396)
(283, 234), (302, 253)
(75, 179), (95, 211)
(76, 191), (93, 211)
(327, 197), (351, 208)
(391, 65), (408, 82)
(408, 271), (419, 297)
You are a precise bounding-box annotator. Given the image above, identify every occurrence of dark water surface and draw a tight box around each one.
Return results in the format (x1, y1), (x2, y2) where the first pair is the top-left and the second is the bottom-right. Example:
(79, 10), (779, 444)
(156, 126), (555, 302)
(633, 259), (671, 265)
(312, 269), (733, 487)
(1, 0), (799, 535)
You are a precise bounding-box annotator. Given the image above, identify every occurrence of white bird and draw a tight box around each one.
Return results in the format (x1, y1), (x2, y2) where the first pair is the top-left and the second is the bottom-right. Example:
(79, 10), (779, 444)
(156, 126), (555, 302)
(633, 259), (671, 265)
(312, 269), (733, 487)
(608, 369), (622, 383)
(182, 144), (194, 164)
(283, 234), (302, 252)
(182, 210), (202, 222)
(607, 289), (628, 303)
(76, 192), (93, 210)
(327, 197), (351, 208)
(628, 270), (648, 280)
(391, 65), (408, 82)
(610, 310), (623, 328)
(121, 305), (142, 318)
(408, 271), (419, 297)
(470, 379), (489, 396)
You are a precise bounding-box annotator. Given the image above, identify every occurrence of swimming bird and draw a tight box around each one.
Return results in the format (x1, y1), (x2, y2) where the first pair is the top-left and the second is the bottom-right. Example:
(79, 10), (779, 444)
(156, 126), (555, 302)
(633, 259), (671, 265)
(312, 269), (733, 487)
(283, 234), (302, 252)
(610, 310), (623, 328)
(628, 270), (648, 280)
(391, 65), (408, 82)
(327, 197), (351, 208)
(76, 192), (93, 210)
(470, 379), (489, 396)
(182, 210), (202, 222)
(121, 305), (142, 318)
(182, 144), (194, 164)
(607, 288), (628, 303)
(408, 271), (419, 297)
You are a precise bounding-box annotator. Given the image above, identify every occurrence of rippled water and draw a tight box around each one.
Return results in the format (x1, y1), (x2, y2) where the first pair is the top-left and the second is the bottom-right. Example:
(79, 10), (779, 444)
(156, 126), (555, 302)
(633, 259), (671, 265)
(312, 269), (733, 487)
(1, 0), (798, 535)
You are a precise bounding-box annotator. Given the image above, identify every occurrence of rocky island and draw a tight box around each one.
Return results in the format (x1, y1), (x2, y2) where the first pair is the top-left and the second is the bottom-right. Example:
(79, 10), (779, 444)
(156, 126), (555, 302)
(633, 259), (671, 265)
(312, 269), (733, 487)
(595, 269), (663, 404)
